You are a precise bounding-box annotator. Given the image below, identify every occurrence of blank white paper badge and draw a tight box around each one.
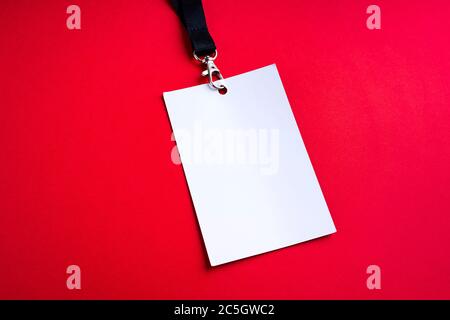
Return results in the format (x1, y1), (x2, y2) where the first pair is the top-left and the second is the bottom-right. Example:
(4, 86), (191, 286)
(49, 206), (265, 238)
(163, 64), (336, 266)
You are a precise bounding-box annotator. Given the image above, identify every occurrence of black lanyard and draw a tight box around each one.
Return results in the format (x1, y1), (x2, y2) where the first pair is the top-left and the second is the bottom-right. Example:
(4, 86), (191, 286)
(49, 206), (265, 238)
(170, 0), (216, 56)
(170, 0), (226, 92)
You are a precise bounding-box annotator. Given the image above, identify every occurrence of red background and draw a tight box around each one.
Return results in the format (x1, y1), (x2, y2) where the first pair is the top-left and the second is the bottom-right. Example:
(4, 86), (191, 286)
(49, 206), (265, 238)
(1, 0), (449, 299)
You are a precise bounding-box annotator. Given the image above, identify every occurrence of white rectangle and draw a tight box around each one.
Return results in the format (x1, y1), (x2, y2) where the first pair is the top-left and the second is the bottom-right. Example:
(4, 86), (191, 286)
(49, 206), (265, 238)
(163, 64), (336, 266)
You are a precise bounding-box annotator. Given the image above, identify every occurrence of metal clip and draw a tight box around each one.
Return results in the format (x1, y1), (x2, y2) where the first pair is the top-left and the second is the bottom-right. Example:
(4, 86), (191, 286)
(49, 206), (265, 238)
(193, 50), (227, 92)
(201, 57), (225, 90)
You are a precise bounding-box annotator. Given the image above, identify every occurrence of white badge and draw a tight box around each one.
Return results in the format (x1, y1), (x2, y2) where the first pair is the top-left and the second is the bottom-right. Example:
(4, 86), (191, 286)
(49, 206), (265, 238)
(164, 64), (336, 266)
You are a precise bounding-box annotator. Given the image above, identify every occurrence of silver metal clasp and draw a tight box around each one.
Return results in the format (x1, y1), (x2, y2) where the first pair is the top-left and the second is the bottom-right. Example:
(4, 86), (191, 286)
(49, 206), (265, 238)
(201, 57), (225, 90)
(193, 50), (227, 93)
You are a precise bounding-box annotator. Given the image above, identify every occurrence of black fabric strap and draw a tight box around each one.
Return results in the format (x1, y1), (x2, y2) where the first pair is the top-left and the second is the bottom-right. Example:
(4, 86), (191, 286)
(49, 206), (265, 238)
(170, 0), (216, 57)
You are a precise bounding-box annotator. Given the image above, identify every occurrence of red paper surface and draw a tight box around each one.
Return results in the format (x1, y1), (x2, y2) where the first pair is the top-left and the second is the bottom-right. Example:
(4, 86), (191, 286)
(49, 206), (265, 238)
(0, 0), (449, 299)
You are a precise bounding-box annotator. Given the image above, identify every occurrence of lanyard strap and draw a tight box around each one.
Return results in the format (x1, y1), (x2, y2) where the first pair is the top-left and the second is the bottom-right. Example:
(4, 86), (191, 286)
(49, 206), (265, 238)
(170, 0), (216, 57)
(170, 0), (226, 92)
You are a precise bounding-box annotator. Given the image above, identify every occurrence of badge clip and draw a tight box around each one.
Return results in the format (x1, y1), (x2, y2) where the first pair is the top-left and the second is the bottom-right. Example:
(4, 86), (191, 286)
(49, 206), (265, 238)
(194, 50), (227, 92)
